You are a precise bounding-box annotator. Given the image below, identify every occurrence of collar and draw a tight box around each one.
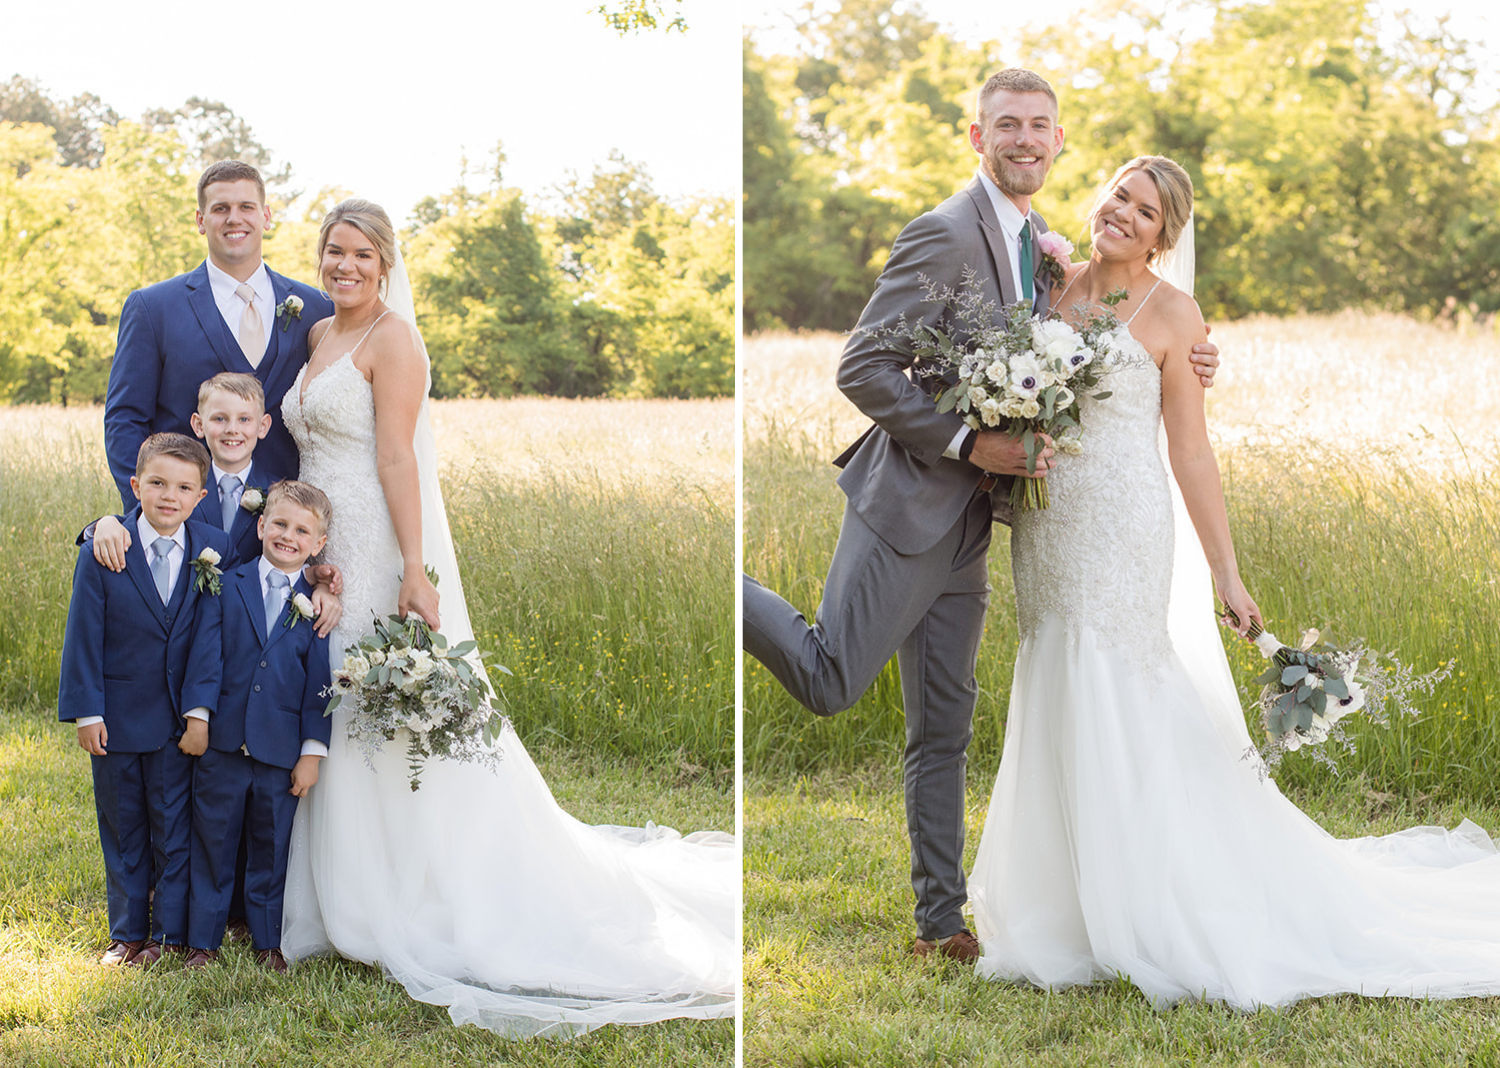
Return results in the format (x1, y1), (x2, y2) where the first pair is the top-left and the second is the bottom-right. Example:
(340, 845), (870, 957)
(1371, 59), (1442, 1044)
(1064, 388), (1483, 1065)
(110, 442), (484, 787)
(258, 555), (303, 592)
(137, 513), (186, 556)
(975, 167), (1030, 242)
(211, 460), (253, 492)
(206, 257), (271, 303)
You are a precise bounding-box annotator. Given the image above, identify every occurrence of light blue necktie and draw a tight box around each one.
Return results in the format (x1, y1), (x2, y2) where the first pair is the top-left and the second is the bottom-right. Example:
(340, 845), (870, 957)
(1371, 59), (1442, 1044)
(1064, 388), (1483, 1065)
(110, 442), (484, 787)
(264, 570), (290, 637)
(219, 473), (242, 531)
(150, 537), (174, 604)
(1019, 220), (1035, 303)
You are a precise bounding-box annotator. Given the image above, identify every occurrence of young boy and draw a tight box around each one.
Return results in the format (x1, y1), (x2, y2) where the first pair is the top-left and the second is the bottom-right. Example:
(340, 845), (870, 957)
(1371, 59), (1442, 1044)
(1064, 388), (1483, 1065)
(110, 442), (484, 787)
(59, 433), (229, 966)
(182, 480), (334, 973)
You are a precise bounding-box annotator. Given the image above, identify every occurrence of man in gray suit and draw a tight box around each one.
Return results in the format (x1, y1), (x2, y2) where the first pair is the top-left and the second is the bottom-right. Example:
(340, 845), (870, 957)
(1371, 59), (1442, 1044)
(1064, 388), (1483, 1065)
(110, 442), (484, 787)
(743, 69), (1220, 960)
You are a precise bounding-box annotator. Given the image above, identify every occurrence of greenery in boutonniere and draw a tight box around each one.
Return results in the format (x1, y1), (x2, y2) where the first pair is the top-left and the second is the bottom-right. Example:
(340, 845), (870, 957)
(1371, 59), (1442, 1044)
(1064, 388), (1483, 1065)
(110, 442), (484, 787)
(275, 295), (304, 332)
(190, 547), (223, 595)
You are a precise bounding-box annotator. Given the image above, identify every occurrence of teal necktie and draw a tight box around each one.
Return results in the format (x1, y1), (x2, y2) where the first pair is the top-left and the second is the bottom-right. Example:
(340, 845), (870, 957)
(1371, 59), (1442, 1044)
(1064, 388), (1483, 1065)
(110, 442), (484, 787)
(1019, 220), (1035, 304)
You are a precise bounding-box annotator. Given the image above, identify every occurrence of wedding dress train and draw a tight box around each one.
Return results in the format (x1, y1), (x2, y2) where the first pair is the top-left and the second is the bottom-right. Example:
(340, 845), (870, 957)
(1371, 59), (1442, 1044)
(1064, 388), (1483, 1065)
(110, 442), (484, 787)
(970, 326), (1500, 1009)
(277, 344), (735, 1037)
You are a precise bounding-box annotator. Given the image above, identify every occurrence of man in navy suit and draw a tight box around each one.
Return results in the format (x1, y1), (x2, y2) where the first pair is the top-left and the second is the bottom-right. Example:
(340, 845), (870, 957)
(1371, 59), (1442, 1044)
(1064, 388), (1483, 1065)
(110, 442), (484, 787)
(104, 160), (333, 510)
(59, 434), (229, 966)
(183, 481), (333, 973)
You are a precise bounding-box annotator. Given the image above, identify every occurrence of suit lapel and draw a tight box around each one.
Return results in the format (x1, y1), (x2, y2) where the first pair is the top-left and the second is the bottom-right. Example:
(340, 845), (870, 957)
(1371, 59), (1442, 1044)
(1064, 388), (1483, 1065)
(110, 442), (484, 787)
(236, 567), (270, 649)
(166, 526), (201, 630)
(1030, 210), (1053, 319)
(265, 575), (312, 653)
(121, 510), (169, 634)
(262, 271), (292, 379)
(965, 180), (1018, 308)
(186, 263), (251, 374)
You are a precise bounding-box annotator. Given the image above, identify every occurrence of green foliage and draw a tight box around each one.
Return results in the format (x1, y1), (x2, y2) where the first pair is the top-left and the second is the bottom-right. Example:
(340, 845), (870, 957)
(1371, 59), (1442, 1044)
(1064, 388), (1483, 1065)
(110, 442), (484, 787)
(594, 0), (686, 35)
(744, 0), (1500, 327)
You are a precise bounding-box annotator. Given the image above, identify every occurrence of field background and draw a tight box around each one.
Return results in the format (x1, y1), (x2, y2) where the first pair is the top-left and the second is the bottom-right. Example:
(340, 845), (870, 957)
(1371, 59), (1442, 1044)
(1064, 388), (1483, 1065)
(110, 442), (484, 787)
(743, 316), (1500, 1066)
(0, 397), (734, 1067)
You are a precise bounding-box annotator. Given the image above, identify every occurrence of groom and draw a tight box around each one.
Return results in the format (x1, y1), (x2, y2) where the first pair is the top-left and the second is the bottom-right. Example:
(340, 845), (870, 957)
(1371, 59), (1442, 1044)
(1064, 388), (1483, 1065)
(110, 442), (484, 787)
(104, 160), (333, 509)
(743, 69), (1220, 960)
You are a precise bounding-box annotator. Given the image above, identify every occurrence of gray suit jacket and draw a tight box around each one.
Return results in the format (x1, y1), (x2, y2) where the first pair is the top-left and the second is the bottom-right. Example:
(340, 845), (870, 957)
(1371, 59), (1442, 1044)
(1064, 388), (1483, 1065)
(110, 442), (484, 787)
(834, 179), (1055, 554)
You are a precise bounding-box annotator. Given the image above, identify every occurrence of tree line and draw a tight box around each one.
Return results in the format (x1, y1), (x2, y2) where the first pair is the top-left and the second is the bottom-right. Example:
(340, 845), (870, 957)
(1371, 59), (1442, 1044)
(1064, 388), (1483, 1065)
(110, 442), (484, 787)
(0, 77), (732, 405)
(744, 0), (1500, 332)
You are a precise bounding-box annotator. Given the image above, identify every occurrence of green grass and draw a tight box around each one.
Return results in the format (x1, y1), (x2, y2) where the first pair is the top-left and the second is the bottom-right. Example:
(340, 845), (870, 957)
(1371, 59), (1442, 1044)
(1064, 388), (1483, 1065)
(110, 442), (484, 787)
(743, 423), (1500, 805)
(745, 767), (1500, 1068)
(0, 405), (734, 1064)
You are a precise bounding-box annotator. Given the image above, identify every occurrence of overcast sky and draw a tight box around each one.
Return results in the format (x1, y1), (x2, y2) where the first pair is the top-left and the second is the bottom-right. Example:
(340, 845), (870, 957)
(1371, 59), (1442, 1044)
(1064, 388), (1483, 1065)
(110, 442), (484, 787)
(3, 0), (737, 224)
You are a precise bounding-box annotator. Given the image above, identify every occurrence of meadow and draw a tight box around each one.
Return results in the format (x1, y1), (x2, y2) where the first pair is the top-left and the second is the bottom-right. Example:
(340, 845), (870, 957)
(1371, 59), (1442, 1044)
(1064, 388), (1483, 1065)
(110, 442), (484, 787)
(0, 397), (734, 1067)
(743, 314), (1500, 1066)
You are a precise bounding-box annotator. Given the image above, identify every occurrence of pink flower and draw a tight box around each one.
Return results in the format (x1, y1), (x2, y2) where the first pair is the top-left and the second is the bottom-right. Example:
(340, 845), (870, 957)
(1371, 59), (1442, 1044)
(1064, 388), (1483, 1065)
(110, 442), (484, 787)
(1036, 232), (1075, 260)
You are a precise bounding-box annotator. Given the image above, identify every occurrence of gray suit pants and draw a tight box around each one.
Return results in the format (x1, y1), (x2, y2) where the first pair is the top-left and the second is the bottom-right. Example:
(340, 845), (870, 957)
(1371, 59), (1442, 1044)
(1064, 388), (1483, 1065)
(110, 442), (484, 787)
(743, 490), (993, 939)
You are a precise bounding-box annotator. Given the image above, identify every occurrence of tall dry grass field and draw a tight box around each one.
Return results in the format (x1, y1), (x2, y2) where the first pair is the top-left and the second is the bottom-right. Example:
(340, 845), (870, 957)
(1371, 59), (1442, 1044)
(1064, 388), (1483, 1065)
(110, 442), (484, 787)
(743, 316), (1500, 801)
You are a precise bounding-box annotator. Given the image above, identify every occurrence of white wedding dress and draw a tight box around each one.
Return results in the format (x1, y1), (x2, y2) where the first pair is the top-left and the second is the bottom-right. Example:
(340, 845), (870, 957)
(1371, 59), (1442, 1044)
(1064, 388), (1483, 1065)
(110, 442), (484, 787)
(970, 324), (1500, 1010)
(276, 326), (736, 1037)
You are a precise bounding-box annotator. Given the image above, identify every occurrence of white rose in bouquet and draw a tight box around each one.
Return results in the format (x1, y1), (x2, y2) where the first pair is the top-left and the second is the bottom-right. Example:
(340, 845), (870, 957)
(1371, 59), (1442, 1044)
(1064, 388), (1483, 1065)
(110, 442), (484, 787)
(979, 397), (1004, 426)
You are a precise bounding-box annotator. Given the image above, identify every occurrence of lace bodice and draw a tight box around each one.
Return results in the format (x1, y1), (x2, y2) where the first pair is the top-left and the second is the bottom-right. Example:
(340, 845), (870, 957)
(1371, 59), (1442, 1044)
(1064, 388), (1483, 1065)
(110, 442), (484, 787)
(281, 353), (401, 650)
(1011, 330), (1174, 658)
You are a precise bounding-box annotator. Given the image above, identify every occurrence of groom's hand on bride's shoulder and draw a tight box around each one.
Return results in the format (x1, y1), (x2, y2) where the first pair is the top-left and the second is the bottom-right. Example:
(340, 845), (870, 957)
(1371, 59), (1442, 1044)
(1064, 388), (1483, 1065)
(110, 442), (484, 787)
(970, 431), (1054, 478)
(1191, 325), (1220, 389)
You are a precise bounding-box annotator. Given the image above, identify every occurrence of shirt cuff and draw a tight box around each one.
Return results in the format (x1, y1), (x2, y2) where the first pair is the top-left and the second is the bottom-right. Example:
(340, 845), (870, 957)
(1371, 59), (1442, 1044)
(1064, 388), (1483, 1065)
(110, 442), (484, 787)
(75, 716), (104, 727)
(184, 707), (210, 722)
(300, 740), (329, 758)
(943, 426), (973, 461)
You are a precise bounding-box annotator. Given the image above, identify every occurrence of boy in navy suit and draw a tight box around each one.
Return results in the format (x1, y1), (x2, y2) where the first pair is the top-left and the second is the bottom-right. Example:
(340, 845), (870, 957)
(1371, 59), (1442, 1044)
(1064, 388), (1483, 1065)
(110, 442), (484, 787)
(183, 480), (334, 973)
(59, 434), (228, 967)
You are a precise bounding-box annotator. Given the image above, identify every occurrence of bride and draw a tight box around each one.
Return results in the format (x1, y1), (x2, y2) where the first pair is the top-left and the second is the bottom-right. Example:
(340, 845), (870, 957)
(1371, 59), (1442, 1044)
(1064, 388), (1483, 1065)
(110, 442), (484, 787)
(969, 156), (1500, 1009)
(278, 199), (736, 1036)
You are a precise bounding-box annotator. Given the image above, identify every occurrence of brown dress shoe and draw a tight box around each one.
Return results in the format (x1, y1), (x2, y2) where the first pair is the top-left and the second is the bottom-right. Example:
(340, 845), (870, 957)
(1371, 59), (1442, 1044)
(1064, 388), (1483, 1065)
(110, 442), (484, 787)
(131, 940), (165, 967)
(224, 918), (251, 945)
(100, 939), (145, 967)
(183, 948), (219, 969)
(913, 929), (983, 963)
(255, 948), (289, 974)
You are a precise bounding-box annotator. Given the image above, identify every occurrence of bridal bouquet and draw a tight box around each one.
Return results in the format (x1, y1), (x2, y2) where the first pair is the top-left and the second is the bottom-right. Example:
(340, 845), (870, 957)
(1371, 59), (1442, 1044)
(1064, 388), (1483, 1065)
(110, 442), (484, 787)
(326, 575), (511, 790)
(1222, 605), (1454, 773)
(908, 274), (1128, 511)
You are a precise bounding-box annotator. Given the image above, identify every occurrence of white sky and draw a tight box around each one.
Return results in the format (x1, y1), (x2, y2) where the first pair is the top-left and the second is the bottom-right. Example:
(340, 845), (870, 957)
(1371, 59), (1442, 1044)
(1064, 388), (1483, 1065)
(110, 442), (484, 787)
(2, 0), (737, 224)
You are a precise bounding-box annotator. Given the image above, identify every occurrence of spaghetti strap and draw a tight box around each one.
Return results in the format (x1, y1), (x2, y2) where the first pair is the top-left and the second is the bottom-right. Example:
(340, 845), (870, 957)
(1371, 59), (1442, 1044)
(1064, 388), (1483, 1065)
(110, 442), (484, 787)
(347, 309), (391, 359)
(1124, 278), (1163, 325)
(1052, 269), (1081, 312)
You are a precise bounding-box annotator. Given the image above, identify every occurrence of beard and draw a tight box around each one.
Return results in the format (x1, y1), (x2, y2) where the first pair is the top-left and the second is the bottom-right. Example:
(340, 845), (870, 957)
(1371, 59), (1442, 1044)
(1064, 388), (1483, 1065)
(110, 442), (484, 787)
(987, 151), (1049, 197)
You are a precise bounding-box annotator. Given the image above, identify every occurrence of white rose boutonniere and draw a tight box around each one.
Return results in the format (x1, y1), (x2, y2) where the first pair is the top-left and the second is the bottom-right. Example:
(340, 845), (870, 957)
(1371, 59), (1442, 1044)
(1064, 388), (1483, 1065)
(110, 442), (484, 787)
(275, 295), (304, 332)
(283, 591), (317, 630)
(239, 487), (266, 514)
(190, 548), (223, 595)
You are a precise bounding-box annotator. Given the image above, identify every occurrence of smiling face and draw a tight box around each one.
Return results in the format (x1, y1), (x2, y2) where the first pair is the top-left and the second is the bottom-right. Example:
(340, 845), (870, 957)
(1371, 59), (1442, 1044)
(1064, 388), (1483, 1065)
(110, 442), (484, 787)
(1090, 169), (1166, 264)
(969, 89), (1064, 202)
(131, 456), (209, 537)
(191, 387), (271, 474)
(319, 222), (385, 311)
(258, 499), (328, 572)
(197, 179), (271, 278)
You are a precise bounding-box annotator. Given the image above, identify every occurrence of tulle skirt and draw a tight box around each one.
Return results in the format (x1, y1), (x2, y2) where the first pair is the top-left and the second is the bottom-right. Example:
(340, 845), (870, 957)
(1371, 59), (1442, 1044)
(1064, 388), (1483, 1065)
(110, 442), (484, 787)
(970, 616), (1500, 1009)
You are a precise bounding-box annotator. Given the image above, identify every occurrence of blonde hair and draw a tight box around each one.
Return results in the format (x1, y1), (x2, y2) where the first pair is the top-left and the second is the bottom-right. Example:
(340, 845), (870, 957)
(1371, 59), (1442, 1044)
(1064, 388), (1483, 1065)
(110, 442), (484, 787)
(318, 198), (397, 297)
(1088, 155), (1194, 266)
(135, 433), (210, 486)
(264, 480), (332, 535)
(976, 69), (1057, 124)
(197, 372), (265, 414)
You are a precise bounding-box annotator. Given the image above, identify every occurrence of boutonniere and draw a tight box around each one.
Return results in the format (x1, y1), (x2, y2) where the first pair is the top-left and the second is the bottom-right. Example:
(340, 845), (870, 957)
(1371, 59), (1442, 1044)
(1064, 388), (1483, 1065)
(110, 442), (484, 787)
(1035, 231), (1075, 287)
(239, 487), (266, 514)
(190, 548), (223, 595)
(275, 295), (304, 332)
(283, 592), (317, 630)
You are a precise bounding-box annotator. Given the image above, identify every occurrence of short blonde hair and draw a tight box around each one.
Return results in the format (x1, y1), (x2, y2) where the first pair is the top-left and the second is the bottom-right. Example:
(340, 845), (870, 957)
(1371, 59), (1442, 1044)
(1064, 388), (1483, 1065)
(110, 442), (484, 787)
(976, 69), (1057, 124)
(197, 372), (266, 414)
(136, 433), (210, 486)
(1088, 155), (1194, 266)
(264, 480), (332, 535)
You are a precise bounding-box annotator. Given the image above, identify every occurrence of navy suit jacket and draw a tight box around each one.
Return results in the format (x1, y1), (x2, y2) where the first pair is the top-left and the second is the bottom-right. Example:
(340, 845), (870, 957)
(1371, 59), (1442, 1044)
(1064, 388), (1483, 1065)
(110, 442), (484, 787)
(189, 462), (294, 570)
(58, 509), (229, 753)
(200, 562), (332, 770)
(104, 261), (333, 508)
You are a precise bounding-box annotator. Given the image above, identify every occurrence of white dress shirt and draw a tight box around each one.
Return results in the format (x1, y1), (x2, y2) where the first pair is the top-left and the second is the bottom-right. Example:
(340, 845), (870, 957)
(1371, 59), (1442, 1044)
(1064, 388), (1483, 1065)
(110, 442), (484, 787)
(205, 258), (273, 358)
